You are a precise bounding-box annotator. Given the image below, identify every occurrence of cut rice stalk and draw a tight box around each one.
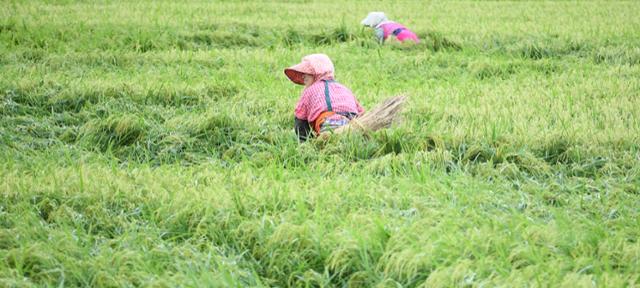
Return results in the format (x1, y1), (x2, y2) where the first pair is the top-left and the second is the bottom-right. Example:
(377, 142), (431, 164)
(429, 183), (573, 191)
(320, 95), (407, 139)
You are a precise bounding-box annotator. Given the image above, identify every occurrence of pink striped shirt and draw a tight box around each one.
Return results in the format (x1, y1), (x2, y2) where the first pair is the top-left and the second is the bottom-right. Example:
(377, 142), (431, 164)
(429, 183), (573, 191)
(378, 21), (419, 43)
(294, 80), (364, 122)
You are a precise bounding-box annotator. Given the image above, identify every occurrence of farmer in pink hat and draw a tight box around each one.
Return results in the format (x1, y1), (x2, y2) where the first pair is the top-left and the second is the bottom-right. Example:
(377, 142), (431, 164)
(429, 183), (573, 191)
(361, 12), (420, 44)
(285, 53), (364, 142)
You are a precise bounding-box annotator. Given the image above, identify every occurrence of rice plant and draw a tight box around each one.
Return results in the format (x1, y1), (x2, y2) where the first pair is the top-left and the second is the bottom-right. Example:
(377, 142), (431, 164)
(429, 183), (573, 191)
(1, 0), (639, 286)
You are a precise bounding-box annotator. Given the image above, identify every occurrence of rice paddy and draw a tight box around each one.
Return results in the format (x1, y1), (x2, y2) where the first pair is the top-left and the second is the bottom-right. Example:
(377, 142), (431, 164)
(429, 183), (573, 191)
(1, 1), (639, 286)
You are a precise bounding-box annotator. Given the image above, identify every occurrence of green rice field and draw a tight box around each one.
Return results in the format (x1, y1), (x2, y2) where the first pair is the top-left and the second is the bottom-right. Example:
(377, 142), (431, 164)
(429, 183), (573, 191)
(1, 1), (639, 286)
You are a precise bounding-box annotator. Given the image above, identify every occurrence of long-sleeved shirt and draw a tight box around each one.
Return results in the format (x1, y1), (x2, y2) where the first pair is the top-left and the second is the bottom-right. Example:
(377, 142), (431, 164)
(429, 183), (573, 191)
(294, 80), (364, 123)
(375, 21), (419, 43)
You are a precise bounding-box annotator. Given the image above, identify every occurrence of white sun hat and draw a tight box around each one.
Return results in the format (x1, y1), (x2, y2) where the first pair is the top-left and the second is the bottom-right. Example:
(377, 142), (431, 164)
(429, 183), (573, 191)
(361, 12), (388, 27)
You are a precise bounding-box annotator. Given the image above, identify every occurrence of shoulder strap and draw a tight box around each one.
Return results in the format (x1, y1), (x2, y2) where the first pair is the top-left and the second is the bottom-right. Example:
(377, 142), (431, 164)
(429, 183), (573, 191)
(323, 80), (334, 112)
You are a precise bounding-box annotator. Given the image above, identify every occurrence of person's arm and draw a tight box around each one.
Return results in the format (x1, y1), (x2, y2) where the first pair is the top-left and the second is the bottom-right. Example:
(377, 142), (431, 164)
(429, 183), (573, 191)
(294, 117), (312, 142)
(375, 27), (384, 44)
(294, 91), (312, 142)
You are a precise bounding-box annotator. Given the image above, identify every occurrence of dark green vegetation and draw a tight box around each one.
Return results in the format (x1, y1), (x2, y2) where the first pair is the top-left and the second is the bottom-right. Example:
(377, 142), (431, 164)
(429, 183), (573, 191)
(1, 1), (639, 287)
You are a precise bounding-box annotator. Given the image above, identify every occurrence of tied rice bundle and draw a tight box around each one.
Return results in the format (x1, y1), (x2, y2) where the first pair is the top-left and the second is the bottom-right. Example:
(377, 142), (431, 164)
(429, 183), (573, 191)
(323, 95), (407, 137)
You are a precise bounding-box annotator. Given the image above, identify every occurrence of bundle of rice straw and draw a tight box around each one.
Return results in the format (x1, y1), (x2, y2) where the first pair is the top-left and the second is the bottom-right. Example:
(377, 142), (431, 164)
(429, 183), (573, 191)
(323, 95), (407, 137)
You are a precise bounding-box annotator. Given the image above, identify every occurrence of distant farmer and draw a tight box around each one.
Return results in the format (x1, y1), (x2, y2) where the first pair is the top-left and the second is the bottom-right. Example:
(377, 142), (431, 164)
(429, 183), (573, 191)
(361, 12), (420, 44)
(285, 53), (365, 142)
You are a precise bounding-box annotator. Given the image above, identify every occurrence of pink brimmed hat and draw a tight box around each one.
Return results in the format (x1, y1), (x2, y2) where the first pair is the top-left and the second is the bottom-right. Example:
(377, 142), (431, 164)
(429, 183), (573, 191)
(284, 54), (335, 85)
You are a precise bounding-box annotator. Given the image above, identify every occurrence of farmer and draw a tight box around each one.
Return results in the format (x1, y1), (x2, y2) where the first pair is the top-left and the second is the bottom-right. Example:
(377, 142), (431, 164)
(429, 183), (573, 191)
(361, 12), (420, 44)
(284, 53), (365, 142)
